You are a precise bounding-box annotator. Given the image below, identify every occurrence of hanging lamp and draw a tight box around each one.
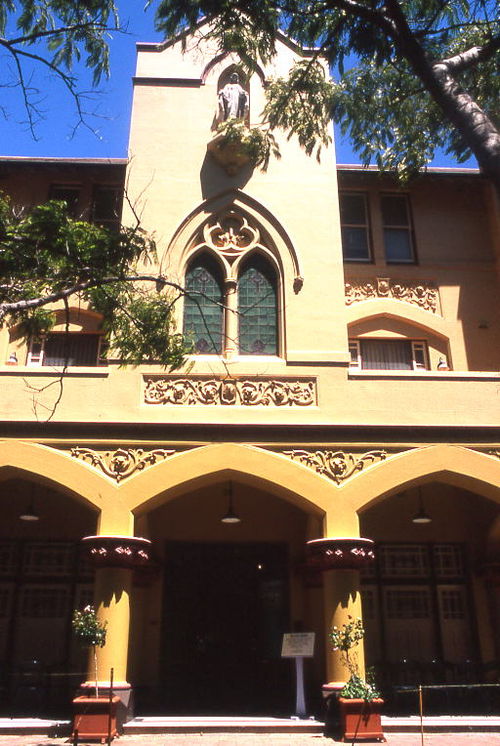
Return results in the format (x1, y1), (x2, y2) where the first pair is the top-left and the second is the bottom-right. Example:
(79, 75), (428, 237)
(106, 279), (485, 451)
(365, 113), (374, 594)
(221, 482), (241, 524)
(412, 488), (432, 524)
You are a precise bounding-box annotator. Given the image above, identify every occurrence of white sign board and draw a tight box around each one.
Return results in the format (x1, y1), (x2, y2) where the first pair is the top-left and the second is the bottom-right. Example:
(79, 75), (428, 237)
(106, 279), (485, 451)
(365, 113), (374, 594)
(281, 632), (315, 658)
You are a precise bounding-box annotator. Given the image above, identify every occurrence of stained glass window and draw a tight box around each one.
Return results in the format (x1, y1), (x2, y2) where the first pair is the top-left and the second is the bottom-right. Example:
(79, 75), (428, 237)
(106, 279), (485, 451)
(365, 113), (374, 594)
(238, 255), (277, 355)
(184, 255), (224, 354)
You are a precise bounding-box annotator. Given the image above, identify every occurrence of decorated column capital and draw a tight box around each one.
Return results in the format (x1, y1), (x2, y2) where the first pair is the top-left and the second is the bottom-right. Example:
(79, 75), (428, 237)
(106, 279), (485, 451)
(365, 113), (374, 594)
(81, 535), (152, 569)
(306, 537), (375, 571)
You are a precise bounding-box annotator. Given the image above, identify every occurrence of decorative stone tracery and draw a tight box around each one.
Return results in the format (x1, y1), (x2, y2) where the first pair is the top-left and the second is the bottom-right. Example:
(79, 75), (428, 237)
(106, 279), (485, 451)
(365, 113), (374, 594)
(192, 211), (265, 264)
(70, 447), (176, 482)
(144, 376), (317, 407)
(282, 449), (387, 483)
(81, 535), (152, 569)
(306, 538), (376, 571)
(345, 277), (440, 314)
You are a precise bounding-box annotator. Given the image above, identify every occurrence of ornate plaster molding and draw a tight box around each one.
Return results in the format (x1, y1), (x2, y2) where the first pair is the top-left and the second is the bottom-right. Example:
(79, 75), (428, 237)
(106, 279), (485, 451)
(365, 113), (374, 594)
(192, 210), (265, 262)
(70, 447), (175, 482)
(282, 449), (387, 483)
(81, 535), (152, 569)
(345, 277), (440, 314)
(144, 376), (317, 407)
(306, 537), (376, 571)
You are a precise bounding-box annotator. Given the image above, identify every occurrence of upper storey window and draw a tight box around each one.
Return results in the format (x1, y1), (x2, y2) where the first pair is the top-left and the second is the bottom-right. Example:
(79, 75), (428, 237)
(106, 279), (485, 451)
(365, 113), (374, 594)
(28, 333), (102, 366)
(182, 211), (280, 358)
(92, 186), (122, 232)
(349, 339), (428, 370)
(381, 194), (415, 263)
(184, 255), (224, 354)
(340, 192), (371, 261)
(49, 184), (80, 218)
(238, 256), (278, 355)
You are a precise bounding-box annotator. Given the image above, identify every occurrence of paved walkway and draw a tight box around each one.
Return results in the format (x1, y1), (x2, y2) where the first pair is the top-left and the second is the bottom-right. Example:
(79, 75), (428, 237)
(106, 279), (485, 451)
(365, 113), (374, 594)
(2, 733), (500, 745)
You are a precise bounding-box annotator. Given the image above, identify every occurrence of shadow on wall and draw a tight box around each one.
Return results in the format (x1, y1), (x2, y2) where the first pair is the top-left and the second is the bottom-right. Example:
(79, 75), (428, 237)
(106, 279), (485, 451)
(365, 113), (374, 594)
(200, 151), (254, 200)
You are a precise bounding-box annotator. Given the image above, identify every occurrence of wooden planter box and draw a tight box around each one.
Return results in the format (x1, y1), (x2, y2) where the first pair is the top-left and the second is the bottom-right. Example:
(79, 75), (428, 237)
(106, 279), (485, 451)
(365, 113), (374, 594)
(72, 695), (120, 742)
(338, 697), (385, 742)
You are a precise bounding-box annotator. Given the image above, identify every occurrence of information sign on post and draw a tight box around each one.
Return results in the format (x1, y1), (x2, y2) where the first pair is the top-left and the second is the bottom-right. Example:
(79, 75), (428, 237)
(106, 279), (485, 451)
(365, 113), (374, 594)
(281, 633), (315, 719)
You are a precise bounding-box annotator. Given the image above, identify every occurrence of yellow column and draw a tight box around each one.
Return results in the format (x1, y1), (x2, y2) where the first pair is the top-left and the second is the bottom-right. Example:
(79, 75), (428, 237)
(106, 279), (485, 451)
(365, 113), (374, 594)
(323, 568), (364, 685)
(88, 566), (132, 687)
(80, 535), (152, 700)
(306, 536), (375, 689)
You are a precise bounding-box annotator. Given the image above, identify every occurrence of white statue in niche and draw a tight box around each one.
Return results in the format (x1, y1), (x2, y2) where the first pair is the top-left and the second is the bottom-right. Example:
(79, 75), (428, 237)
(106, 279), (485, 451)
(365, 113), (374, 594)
(218, 72), (248, 120)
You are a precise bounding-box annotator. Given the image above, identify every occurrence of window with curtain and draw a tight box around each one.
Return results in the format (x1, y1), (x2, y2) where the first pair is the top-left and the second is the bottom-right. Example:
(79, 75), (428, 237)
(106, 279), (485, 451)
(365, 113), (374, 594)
(184, 255), (224, 354)
(29, 333), (101, 366)
(349, 339), (428, 370)
(238, 255), (278, 355)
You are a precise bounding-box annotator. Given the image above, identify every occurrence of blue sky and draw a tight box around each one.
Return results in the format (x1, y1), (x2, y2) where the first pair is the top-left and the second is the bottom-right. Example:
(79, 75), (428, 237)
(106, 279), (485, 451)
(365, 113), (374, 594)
(0, 3), (476, 168)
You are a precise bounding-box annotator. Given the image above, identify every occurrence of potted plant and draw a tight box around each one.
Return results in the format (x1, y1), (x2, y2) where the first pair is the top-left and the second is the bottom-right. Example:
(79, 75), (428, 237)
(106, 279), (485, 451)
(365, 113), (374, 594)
(330, 616), (385, 742)
(71, 605), (120, 742)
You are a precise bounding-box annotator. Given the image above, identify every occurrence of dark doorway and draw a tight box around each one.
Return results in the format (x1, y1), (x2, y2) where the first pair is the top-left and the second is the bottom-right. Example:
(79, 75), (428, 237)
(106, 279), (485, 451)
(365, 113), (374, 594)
(161, 541), (292, 715)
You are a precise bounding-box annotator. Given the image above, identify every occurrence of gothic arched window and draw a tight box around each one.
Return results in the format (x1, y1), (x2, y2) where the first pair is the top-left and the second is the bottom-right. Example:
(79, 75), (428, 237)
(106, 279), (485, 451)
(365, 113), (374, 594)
(184, 255), (224, 354)
(238, 255), (278, 355)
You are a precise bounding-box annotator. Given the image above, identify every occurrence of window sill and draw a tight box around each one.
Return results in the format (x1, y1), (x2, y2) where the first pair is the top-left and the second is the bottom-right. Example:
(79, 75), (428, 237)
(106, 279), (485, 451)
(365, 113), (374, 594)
(0, 365), (110, 377)
(348, 370), (500, 380)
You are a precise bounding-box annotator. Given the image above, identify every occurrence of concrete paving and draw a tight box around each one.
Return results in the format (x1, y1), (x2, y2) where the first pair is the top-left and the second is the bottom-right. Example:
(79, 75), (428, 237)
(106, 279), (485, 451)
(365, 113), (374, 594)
(2, 732), (500, 745)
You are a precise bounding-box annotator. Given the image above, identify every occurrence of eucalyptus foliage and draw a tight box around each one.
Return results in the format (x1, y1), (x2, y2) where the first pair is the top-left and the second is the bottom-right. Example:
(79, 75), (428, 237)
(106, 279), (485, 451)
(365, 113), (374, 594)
(151, 0), (500, 187)
(0, 195), (190, 368)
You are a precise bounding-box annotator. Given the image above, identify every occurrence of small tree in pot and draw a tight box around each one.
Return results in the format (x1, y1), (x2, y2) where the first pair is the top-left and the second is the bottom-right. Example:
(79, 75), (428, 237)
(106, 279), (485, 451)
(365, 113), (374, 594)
(71, 606), (119, 741)
(72, 605), (107, 697)
(330, 616), (384, 742)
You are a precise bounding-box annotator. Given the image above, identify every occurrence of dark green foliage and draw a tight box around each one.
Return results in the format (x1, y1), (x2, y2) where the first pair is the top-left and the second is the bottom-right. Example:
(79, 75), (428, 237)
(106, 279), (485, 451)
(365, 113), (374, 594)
(72, 605), (107, 648)
(0, 195), (190, 369)
(215, 118), (281, 170)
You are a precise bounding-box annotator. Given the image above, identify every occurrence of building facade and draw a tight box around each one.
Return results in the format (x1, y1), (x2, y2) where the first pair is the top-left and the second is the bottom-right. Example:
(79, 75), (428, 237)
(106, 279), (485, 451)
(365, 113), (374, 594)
(0, 25), (500, 718)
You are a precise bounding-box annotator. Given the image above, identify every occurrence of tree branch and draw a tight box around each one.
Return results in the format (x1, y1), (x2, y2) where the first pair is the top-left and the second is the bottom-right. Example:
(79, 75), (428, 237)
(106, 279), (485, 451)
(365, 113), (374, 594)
(436, 34), (500, 73)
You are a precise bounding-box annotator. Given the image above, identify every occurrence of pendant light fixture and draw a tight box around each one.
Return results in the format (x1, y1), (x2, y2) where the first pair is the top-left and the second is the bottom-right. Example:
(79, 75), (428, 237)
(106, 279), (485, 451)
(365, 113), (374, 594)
(20, 484), (40, 522)
(221, 482), (241, 524)
(412, 487), (432, 524)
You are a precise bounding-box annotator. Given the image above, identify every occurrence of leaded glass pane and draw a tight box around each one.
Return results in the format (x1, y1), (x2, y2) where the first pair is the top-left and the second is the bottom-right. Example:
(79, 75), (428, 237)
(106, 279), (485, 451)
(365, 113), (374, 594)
(184, 256), (223, 354)
(238, 256), (277, 355)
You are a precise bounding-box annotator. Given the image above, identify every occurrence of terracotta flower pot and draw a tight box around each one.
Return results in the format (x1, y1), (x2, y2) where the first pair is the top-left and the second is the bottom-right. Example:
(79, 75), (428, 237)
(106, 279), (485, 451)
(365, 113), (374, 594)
(72, 694), (120, 742)
(338, 697), (385, 742)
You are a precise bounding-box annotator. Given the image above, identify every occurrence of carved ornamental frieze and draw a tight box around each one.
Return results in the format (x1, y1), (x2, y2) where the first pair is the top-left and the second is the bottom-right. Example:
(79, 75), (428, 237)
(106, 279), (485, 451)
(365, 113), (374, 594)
(81, 535), (152, 569)
(71, 447), (175, 482)
(306, 538), (376, 571)
(143, 376), (317, 407)
(282, 449), (386, 483)
(345, 277), (440, 314)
